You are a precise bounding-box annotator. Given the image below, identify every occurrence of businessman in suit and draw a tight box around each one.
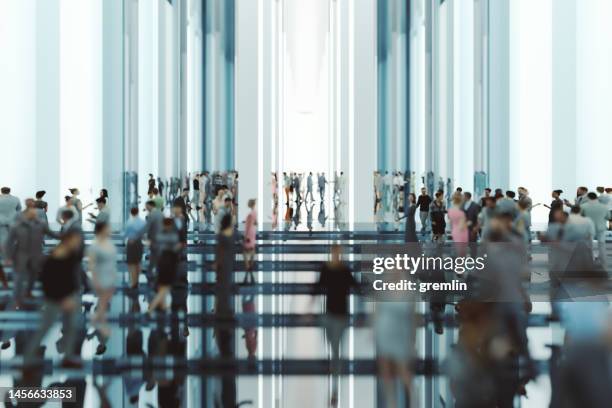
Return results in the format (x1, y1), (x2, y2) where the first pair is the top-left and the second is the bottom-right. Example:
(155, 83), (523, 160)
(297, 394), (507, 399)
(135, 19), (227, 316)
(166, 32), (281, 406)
(462, 192), (481, 242)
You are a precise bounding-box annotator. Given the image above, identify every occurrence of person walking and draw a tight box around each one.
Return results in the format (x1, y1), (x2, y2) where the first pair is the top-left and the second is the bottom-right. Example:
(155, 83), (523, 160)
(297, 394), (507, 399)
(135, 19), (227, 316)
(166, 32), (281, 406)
(88, 222), (117, 341)
(143, 200), (164, 283)
(312, 244), (358, 407)
(148, 218), (181, 313)
(123, 207), (146, 289)
(416, 187), (432, 234)
(306, 172), (315, 202)
(397, 193), (418, 243)
(25, 230), (82, 367)
(243, 199), (257, 273)
(0, 187), (21, 289)
(5, 201), (59, 304)
(318, 172), (327, 201)
(69, 188), (84, 227)
(581, 192), (611, 269)
(430, 191), (447, 242)
(543, 189), (564, 224)
(448, 193), (468, 255)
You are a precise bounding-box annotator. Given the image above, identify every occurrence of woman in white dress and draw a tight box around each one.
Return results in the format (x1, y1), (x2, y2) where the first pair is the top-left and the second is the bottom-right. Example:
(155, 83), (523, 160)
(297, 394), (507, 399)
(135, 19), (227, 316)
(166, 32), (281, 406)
(88, 222), (117, 338)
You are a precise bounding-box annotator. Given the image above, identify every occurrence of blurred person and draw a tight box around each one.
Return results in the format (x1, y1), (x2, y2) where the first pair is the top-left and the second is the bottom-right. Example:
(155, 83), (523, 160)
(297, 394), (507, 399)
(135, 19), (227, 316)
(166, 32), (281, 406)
(493, 188), (504, 201)
(69, 188), (84, 227)
(595, 186), (609, 205)
(397, 193), (418, 243)
(462, 191), (481, 242)
(374, 269), (415, 408)
(479, 187), (492, 207)
(294, 172), (303, 202)
(143, 200), (164, 282)
(543, 189), (564, 224)
(151, 187), (165, 211)
(283, 172), (292, 203)
(581, 192), (611, 269)
(173, 188), (191, 228)
(147, 174), (156, 194)
(565, 205), (595, 243)
(87, 222), (116, 340)
(517, 187), (533, 212)
(172, 202), (188, 245)
(515, 200), (532, 244)
(192, 172), (201, 209)
(124, 207), (145, 289)
(477, 197), (496, 237)
(448, 193), (468, 255)
(566, 186), (589, 207)
(557, 273), (612, 408)
(0, 187), (21, 289)
(5, 201), (59, 304)
(495, 191), (518, 219)
(214, 197), (233, 234)
(25, 230), (82, 367)
(243, 199), (257, 273)
(88, 197), (110, 225)
(416, 187), (432, 234)
(318, 202), (328, 228)
(214, 213), (237, 408)
(318, 172), (328, 201)
(59, 209), (88, 294)
(148, 218), (181, 313)
(33, 190), (48, 224)
(56, 195), (78, 225)
(312, 244), (358, 407)
(271, 172), (278, 204)
(430, 191), (446, 242)
(306, 172), (314, 202)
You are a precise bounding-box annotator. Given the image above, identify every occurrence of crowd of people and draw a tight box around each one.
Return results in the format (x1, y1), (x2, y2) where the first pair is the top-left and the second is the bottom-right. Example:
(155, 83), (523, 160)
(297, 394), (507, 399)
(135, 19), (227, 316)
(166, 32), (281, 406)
(0, 176), (257, 406)
(402, 185), (612, 269)
(270, 171), (348, 232)
(0, 179), (611, 407)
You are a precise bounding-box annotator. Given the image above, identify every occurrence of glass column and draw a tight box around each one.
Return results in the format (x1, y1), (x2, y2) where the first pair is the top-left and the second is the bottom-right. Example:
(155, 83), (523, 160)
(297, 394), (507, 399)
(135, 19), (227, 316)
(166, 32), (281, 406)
(203, 0), (235, 171)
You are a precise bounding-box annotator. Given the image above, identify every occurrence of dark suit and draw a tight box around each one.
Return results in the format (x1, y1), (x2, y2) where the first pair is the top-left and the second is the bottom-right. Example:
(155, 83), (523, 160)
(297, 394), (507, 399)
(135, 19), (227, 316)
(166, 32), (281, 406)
(463, 201), (481, 242)
(173, 196), (190, 227)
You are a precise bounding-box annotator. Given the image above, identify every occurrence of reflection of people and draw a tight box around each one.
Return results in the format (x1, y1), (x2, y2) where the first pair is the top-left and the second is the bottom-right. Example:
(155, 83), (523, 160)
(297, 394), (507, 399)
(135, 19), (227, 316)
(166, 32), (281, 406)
(215, 214), (237, 408)
(243, 199), (257, 272)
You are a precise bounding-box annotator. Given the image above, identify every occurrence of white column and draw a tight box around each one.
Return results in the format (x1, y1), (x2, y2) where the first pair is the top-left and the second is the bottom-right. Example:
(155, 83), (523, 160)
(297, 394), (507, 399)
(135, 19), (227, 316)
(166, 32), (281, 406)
(138, 0), (159, 201)
(453, 0), (474, 191)
(36, 0), (61, 212)
(487, 0), (510, 189)
(576, 0), (612, 188)
(235, 0), (259, 217)
(102, 0), (125, 225)
(0, 0), (37, 200)
(354, 0), (377, 225)
(59, 0), (103, 209)
(509, 0), (552, 221)
(552, 0), (577, 193)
